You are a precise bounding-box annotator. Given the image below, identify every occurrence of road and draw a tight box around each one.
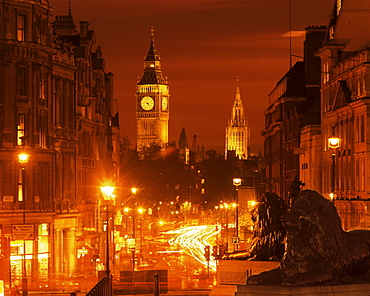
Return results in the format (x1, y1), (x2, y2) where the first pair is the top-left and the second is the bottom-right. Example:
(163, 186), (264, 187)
(165, 225), (220, 272)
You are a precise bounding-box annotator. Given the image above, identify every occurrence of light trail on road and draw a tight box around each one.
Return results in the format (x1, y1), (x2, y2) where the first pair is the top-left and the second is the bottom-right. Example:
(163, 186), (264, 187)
(166, 225), (221, 271)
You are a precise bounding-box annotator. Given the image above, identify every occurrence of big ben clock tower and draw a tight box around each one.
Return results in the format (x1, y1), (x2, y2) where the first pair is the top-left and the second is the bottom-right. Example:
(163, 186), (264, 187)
(136, 28), (169, 150)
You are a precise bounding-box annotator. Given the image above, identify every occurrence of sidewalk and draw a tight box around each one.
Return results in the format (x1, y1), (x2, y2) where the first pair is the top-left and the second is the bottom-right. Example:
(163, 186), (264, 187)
(28, 290), (211, 296)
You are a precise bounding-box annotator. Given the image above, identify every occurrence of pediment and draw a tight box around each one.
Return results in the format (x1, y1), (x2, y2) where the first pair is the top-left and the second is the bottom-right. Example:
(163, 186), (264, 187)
(332, 80), (351, 110)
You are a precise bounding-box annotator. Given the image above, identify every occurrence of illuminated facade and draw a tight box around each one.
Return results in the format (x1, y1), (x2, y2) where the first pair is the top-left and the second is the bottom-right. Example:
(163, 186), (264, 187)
(225, 80), (250, 159)
(316, 0), (370, 201)
(136, 29), (169, 151)
(0, 0), (120, 291)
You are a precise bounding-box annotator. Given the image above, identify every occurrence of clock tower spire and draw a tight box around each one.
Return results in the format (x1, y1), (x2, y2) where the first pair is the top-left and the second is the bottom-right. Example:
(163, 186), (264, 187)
(136, 28), (170, 151)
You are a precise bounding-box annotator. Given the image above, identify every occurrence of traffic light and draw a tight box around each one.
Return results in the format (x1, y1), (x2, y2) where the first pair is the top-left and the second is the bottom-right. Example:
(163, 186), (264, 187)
(212, 246), (218, 259)
(218, 244), (226, 259)
(204, 245), (210, 261)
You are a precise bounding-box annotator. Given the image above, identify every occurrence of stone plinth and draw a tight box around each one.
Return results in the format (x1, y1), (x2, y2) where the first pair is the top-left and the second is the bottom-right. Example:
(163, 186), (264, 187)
(217, 260), (279, 285)
(235, 283), (370, 296)
(210, 260), (279, 296)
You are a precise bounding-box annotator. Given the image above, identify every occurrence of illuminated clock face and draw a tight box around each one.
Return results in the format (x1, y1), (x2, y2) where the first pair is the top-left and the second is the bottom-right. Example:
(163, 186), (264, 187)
(141, 96), (154, 111)
(162, 97), (168, 111)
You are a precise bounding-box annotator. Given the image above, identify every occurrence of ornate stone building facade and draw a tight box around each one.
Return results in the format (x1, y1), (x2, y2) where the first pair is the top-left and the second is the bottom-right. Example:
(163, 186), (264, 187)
(293, 0), (370, 230)
(316, 0), (370, 201)
(225, 80), (250, 160)
(136, 29), (169, 151)
(0, 0), (120, 290)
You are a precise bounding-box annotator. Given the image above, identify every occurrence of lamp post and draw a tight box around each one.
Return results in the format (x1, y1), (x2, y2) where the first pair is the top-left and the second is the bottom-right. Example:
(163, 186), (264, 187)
(219, 203), (229, 251)
(130, 188), (137, 295)
(233, 178), (241, 251)
(137, 208), (145, 264)
(328, 133), (340, 202)
(18, 153), (29, 296)
(123, 207), (130, 236)
(100, 185), (115, 276)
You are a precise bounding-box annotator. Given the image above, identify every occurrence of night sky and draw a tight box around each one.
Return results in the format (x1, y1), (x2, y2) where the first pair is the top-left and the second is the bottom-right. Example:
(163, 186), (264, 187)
(51, 0), (333, 153)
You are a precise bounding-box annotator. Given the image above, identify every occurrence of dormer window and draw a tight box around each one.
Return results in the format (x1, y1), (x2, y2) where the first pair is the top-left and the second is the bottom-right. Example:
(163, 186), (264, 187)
(150, 64), (155, 68)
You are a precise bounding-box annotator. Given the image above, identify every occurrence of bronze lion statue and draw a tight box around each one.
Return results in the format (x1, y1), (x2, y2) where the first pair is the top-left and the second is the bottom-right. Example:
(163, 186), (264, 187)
(248, 192), (287, 261)
(247, 190), (370, 286)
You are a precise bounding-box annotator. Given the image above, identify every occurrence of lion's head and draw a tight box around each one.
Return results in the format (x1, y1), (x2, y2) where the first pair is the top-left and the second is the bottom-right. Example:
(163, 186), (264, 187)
(284, 189), (343, 237)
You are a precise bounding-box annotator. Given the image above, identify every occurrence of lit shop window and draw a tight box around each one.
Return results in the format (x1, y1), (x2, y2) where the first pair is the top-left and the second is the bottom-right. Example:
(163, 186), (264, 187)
(38, 224), (49, 279)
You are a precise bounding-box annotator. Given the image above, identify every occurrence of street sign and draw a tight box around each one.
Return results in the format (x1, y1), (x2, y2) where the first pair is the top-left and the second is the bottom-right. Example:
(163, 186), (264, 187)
(12, 232), (34, 240)
(127, 238), (136, 251)
(78, 248), (88, 255)
(230, 236), (240, 245)
(12, 224), (35, 240)
(3, 196), (13, 202)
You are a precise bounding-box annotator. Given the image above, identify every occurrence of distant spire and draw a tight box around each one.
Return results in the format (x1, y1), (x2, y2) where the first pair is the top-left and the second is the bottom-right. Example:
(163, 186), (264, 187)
(68, 0), (72, 15)
(231, 78), (245, 126)
(179, 128), (188, 149)
(138, 27), (166, 85)
(150, 26), (155, 42)
(235, 77), (242, 107)
(145, 26), (160, 62)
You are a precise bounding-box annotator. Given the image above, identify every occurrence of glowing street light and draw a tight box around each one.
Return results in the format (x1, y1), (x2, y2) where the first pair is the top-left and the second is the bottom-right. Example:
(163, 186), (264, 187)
(100, 185), (115, 276)
(18, 153), (29, 164)
(328, 134), (340, 149)
(232, 178), (242, 187)
(328, 132), (340, 201)
(100, 186), (115, 200)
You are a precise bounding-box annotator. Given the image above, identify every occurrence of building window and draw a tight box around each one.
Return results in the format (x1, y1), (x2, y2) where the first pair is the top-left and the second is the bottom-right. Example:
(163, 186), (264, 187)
(38, 223), (49, 279)
(17, 15), (26, 41)
(38, 120), (46, 148)
(323, 61), (329, 84)
(301, 163), (308, 170)
(17, 114), (26, 146)
(17, 67), (27, 95)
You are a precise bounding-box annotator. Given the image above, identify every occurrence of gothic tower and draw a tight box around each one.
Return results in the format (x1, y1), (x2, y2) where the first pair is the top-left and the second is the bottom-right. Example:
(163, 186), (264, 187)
(225, 79), (250, 159)
(179, 128), (190, 164)
(136, 28), (169, 150)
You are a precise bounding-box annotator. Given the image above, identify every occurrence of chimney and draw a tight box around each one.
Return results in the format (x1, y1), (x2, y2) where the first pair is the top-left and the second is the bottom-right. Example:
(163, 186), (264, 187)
(80, 21), (89, 39)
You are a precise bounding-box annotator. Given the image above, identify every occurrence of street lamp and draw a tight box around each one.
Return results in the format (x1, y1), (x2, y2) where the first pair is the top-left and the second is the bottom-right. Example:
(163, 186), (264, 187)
(219, 203), (230, 250)
(130, 188), (137, 295)
(18, 153), (29, 296)
(100, 185), (115, 276)
(123, 207), (130, 236)
(233, 178), (242, 251)
(328, 133), (340, 202)
(137, 208), (145, 264)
